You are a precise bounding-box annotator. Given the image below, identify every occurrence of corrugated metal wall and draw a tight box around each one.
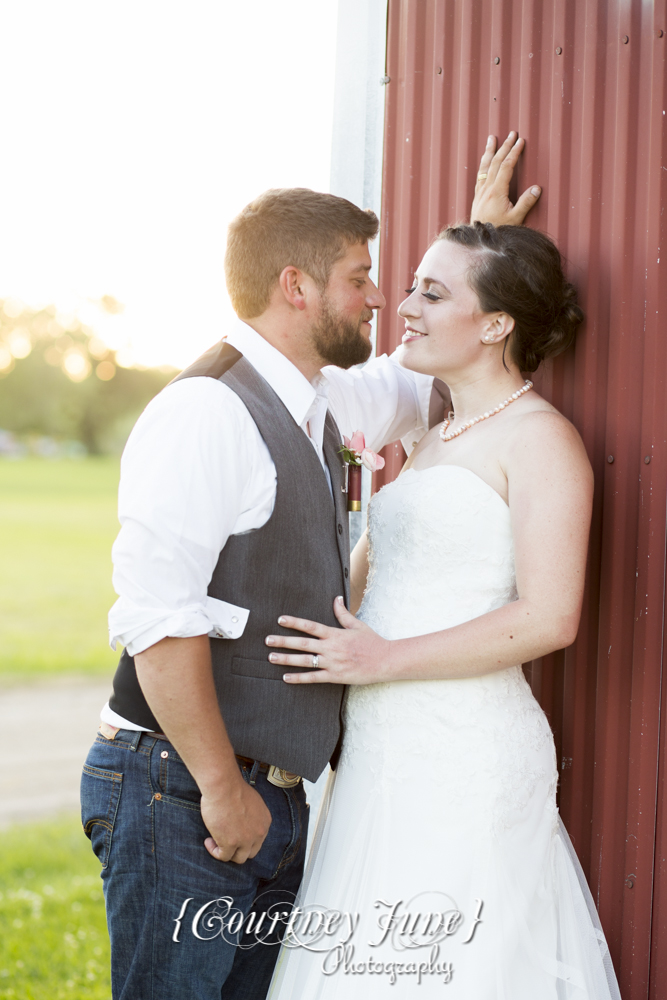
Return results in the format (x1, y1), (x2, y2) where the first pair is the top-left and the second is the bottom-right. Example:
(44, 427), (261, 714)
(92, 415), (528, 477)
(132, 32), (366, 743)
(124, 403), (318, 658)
(375, 2), (667, 996)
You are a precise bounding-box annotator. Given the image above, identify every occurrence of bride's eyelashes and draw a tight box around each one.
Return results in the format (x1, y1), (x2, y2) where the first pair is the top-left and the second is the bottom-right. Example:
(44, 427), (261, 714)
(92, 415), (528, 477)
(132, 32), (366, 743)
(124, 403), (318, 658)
(404, 286), (441, 302)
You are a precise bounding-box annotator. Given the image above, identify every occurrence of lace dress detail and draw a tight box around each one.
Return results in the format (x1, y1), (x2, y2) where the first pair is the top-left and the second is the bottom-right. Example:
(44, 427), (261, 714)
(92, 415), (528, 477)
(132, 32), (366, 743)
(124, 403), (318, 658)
(269, 466), (621, 999)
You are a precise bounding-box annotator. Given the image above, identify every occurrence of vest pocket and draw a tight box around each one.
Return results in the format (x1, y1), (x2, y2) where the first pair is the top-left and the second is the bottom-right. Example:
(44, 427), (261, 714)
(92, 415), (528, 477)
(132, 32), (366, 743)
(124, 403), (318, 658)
(81, 764), (123, 868)
(231, 656), (286, 680)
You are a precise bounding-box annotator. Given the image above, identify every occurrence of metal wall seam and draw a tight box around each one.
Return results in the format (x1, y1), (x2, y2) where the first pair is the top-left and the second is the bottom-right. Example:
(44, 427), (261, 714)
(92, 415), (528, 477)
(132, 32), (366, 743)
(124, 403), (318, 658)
(376, 2), (667, 996)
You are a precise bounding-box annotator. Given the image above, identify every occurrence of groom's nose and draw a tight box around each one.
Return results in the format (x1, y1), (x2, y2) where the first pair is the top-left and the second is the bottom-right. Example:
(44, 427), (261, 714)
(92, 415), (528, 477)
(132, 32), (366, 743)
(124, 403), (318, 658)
(367, 281), (386, 311)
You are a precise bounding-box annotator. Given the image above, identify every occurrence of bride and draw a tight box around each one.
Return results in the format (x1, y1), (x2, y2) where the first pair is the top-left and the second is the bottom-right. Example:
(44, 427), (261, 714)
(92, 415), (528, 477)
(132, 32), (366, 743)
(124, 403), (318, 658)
(264, 221), (621, 998)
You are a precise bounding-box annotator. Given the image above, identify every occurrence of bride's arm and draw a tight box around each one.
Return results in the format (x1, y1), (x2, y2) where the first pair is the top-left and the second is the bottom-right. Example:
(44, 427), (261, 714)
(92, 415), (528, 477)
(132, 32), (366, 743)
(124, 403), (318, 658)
(266, 410), (594, 684)
(349, 530), (369, 615)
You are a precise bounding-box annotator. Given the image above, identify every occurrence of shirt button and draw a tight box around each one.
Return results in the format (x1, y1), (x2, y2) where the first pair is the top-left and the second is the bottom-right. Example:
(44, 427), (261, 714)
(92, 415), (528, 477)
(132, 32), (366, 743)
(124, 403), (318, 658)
(337, 524), (343, 535)
(160, 750), (169, 759)
(344, 567), (349, 578)
(231, 616), (239, 623)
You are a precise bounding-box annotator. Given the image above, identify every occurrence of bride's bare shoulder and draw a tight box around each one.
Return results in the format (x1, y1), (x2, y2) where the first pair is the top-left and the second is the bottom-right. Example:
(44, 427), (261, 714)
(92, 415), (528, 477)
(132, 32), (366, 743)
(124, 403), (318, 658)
(503, 397), (593, 482)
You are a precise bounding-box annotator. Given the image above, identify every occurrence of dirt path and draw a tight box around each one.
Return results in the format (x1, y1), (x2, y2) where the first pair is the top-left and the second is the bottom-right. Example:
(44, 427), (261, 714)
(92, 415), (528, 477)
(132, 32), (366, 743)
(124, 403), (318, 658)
(0, 675), (113, 828)
(0, 675), (327, 831)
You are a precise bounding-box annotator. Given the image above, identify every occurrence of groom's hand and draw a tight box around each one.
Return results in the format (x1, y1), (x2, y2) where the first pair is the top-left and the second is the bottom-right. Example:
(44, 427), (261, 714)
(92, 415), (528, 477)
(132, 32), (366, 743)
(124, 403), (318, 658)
(470, 131), (541, 226)
(201, 778), (272, 865)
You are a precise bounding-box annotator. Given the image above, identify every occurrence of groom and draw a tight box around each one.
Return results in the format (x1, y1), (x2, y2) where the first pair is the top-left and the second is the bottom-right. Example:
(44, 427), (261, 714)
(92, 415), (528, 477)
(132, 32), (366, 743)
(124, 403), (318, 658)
(81, 136), (540, 999)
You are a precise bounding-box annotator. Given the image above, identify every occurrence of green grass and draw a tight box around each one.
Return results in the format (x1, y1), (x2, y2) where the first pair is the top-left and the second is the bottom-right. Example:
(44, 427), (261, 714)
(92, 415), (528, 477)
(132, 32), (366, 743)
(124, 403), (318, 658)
(0, 815), (110, 999)
(0, 457), (120, 677)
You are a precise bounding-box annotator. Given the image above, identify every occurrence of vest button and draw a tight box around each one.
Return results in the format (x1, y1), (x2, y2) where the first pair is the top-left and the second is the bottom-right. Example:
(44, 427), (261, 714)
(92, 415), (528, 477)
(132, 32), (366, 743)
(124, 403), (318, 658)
(337, 523), (343, 535)
(344, 567), (349, 578)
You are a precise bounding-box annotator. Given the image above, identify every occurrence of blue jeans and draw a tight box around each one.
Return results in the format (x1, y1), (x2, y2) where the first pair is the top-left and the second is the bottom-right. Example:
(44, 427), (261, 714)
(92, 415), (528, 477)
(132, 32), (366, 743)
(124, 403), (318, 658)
(80, 728), (309, 1000)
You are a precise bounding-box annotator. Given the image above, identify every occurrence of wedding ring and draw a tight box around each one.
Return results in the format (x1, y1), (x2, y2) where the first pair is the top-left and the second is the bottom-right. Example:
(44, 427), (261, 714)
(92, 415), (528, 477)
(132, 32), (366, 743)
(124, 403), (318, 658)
(477, 172), (488, 180)
(312, 655), (319, 669)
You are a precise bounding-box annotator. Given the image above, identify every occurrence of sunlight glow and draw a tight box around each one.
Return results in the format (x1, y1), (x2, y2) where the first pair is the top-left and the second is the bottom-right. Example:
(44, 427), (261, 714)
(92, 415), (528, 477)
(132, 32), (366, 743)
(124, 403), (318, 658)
(0, 2), (338, 369)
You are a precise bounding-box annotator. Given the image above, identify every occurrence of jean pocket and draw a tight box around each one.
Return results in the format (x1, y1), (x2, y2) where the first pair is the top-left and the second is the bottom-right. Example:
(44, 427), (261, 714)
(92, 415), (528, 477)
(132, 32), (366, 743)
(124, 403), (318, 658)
(157, 753), (202, 808)
(80, 764), (123, 868)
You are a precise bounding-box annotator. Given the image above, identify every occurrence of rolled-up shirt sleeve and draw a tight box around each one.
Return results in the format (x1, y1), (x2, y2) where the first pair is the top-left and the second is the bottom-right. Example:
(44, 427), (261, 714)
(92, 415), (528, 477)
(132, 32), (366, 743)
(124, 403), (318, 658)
(108, 377), (272, 657)
(323, 351), (433, 453)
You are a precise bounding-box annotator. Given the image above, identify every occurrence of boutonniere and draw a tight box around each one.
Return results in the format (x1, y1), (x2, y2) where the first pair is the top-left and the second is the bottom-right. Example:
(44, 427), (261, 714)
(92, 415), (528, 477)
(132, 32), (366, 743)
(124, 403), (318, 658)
(339, 431), (385, 511)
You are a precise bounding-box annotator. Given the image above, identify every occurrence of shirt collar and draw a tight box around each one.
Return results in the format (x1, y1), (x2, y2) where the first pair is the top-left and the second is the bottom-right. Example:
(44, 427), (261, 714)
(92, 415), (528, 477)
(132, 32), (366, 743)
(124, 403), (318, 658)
(225, 320), (328, 428)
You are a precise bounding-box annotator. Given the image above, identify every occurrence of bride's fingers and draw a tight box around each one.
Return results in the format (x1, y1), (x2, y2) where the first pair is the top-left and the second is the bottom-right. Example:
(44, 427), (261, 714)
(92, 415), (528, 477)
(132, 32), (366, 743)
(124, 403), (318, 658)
(265, 632), (319, 652)
(268, 652), (323, 668)
(510, 184), (542, 223)
(283, 667), (333, 684)
(333, 596), (361, 629)
(486, 130), (518, 183)
(495, 135), (525, 185)
(275, 615), (329, 637)
(475, 135), (496, 188)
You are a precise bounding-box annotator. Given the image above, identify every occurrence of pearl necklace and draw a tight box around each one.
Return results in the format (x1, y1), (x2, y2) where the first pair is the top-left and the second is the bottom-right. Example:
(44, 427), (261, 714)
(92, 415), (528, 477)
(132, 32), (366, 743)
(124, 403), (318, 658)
(439, 380), (534, 442)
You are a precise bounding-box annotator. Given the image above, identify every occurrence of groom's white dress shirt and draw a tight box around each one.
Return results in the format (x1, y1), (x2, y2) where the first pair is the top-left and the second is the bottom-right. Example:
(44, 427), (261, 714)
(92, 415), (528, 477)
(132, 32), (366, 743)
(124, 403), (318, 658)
(102, 321), (432, 730)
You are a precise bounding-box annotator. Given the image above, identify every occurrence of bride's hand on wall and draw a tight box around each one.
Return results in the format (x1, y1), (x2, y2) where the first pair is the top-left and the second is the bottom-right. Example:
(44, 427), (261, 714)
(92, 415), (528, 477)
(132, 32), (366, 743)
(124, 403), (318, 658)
(470, 132), (541, 226)
(265, 597), (390, 685)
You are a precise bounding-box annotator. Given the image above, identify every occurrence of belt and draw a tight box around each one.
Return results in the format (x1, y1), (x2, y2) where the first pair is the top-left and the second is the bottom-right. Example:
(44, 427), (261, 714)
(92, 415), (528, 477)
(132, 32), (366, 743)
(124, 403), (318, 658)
(234, 756), (302, 789)
(97, 724), (301, 788)
(150, 739), (302, 788)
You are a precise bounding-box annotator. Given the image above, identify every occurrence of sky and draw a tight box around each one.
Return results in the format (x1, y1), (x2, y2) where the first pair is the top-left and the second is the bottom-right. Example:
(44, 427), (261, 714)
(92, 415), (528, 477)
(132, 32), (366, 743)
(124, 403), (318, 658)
(0, 1), (339, 368)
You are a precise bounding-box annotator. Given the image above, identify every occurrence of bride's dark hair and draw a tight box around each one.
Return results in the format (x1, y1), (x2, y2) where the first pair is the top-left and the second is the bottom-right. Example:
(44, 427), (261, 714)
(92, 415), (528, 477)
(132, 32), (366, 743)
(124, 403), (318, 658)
(436, 222), (583, 373)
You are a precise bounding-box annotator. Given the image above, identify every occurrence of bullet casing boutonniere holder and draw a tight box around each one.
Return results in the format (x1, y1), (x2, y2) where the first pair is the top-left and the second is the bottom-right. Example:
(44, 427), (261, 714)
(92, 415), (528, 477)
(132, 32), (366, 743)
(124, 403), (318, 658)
(339, 430), (385, 512)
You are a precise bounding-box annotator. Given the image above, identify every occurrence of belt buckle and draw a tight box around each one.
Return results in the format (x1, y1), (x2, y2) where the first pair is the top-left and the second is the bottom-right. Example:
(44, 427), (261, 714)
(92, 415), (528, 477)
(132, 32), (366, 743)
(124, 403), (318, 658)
(266, 765), (301, 788)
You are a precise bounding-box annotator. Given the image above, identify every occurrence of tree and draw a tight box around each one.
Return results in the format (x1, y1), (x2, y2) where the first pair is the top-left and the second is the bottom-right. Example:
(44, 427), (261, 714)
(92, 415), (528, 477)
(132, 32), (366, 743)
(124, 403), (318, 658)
(0, 301), (177, 454)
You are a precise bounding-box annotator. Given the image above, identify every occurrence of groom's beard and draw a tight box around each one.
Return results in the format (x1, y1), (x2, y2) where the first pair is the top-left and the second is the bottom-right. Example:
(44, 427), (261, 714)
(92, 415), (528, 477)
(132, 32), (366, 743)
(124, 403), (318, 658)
(311, 296), (374, 369)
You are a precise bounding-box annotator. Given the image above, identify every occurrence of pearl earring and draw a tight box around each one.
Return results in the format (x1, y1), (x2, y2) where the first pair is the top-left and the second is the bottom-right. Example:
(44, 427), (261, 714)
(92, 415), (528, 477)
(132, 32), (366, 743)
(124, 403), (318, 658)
(484, 334), (493, 343)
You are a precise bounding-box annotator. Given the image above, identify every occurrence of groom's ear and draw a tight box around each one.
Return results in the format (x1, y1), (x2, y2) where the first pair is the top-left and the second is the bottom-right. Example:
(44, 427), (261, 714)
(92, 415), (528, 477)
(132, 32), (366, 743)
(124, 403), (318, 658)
(278, 265), (312, 312)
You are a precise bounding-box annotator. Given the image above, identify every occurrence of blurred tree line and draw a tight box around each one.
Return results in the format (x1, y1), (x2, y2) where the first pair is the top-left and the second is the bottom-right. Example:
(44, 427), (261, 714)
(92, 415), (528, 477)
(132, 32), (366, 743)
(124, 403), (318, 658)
(0, 298), (177, 454)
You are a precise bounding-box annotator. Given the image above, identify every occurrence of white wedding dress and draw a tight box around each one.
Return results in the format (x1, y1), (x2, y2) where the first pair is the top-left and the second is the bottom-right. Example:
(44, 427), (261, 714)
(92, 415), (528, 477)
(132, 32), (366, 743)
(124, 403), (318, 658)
(269, 465), (621, 998)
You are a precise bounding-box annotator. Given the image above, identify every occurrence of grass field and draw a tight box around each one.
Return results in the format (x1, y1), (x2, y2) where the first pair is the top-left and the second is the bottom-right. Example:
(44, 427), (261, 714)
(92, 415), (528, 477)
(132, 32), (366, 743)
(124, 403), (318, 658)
(0, 815), (110, 999)
(0, 458), (120, 678)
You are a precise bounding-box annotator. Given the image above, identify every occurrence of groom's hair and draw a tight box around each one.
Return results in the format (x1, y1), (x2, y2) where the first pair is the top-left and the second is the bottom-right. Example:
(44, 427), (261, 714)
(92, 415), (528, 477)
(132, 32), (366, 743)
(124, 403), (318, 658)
(225, 188), (379, 319)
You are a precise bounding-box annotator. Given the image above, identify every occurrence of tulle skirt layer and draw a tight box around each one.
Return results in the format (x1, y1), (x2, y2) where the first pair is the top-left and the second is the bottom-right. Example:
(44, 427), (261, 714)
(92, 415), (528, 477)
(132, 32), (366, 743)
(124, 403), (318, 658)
(269, 676), (621, 999)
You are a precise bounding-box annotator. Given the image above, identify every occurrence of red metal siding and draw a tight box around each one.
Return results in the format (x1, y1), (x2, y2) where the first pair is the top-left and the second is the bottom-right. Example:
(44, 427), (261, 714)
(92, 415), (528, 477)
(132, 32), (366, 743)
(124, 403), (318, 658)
(376, 2), (667, 996)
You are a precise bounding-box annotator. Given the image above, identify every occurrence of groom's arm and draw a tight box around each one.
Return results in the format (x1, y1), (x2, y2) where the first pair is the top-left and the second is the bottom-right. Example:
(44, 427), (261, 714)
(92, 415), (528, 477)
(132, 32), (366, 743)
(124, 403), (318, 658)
(326, 132), (542, 451)
(135, 636), (271, 864)
(109, 376), (273, 863)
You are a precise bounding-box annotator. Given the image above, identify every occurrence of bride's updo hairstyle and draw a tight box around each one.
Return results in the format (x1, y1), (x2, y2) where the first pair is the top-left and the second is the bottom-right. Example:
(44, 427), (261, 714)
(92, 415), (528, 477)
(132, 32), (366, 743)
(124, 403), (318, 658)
(437, 222), (583, 372)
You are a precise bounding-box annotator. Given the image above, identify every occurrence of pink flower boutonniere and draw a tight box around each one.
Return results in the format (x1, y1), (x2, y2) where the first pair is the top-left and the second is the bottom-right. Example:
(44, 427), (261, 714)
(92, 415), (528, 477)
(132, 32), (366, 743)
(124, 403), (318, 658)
(339, 431), (385, 511)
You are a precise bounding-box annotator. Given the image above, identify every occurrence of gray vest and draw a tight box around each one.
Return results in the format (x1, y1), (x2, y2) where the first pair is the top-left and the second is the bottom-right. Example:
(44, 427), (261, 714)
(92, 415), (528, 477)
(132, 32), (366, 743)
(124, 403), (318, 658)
(109, 341), (350, 781)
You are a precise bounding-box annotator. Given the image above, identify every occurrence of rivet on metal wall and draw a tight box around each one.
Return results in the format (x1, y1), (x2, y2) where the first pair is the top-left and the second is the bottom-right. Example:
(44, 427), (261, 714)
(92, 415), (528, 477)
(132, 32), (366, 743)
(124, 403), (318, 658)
(437, 67), (442, 75)
(644, 456), (651, 465)
(380, 75), (391, 85)
(657, 29), (664, 38)
(555, 47), (562, 55)
(494, 57), (500, 65)
(625, 876), (635, 889)
(607, 455), (614, 464)
(622, 35), (629, 45)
